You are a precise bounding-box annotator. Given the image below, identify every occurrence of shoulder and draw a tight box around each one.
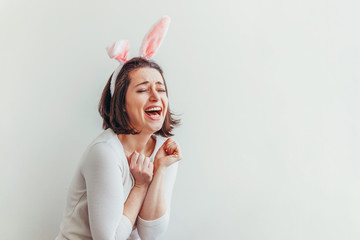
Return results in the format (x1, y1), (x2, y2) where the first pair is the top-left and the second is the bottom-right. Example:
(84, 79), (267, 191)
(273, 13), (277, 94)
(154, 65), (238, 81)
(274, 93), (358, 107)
(87, 128), (118, 147)
(79, 129), (122, 173)
(80, 142), (118, 172)
(87, 142), (116, 157)
(83, 128), (121, 158)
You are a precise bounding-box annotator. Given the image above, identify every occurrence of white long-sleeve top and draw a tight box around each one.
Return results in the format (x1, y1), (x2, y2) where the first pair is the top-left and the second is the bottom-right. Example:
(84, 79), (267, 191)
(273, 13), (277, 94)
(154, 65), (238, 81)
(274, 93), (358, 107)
(55, 128), (178, 240)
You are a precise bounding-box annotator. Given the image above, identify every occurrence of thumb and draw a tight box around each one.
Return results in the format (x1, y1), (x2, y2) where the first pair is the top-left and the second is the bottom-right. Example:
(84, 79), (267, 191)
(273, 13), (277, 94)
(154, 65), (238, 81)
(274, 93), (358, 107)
(155, 138), (171, 158)
(161, 138), (172, 150)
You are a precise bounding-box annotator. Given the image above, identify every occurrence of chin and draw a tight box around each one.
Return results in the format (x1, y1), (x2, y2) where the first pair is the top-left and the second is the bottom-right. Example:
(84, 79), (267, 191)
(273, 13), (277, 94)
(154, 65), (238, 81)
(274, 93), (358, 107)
(152, 126), (163, 132)
(141, 124), (161, 134)
(152, 124), (164, 133)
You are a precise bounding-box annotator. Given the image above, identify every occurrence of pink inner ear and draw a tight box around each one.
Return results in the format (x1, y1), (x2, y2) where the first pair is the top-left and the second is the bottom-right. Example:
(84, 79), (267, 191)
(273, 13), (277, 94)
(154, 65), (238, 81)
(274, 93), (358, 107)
(141, 17), (170, 58)
(145, 37), (162, 57)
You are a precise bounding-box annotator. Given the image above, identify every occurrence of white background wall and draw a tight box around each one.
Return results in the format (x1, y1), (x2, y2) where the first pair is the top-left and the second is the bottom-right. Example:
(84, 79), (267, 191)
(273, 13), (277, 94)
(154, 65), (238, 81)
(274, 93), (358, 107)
(1, 0), (360, 239)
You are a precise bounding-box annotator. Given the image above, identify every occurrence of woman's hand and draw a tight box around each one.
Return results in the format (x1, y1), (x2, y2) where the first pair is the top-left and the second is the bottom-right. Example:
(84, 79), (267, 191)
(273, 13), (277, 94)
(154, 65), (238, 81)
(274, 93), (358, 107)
(154, 138), (182, 173)
(129, 151), (154, 187)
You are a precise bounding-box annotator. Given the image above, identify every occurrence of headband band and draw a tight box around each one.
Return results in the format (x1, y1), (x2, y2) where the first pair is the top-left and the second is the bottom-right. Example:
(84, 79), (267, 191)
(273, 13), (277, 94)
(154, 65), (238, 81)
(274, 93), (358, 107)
(106, 16), (171, 97)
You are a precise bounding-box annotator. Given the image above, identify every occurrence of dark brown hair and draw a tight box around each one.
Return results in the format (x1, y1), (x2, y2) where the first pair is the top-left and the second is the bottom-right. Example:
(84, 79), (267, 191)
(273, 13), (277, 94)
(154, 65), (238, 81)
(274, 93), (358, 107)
(98, 57), (181, 137)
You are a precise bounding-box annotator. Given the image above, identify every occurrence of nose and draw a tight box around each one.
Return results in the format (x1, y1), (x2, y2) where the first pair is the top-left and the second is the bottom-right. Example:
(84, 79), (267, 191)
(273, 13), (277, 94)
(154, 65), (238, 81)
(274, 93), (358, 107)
(149, 86), (160, 101)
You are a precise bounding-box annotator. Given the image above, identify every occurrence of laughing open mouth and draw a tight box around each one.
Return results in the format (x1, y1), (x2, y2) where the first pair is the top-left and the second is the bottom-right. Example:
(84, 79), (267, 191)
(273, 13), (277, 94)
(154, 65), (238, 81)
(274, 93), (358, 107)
(144, 106), (162, 118)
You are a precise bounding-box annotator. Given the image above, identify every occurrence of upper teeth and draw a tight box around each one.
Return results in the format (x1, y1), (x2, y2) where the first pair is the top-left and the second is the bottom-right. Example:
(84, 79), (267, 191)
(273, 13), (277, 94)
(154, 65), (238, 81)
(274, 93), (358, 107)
(145, 107), (161, 112)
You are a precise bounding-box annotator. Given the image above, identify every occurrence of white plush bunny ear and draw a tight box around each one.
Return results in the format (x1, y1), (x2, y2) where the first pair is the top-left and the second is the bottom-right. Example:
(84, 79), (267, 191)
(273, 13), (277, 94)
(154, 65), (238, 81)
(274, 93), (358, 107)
(106, 40), (130, 96)
(139, 16), (171, 59)
(106, 40), (130, 63)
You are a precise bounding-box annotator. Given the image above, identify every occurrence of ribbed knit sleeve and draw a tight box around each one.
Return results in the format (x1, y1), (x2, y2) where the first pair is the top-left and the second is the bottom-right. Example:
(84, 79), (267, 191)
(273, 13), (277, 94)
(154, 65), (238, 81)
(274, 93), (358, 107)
(136, 162), (179, 240)
(81, 142), (133, 240)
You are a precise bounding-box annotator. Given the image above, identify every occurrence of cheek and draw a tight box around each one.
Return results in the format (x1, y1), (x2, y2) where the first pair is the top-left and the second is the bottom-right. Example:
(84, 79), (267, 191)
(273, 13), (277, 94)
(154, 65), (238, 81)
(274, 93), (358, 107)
(162, 95), (168, 105)
(126, 94), (144, 111)
(128, 106), (145, 117)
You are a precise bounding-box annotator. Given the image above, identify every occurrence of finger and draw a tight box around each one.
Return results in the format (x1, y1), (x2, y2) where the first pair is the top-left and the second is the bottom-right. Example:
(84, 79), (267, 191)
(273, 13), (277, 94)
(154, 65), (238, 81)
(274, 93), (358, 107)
(166, 147), (174, 155)
(171, 153), (182, 163)
(130, 151), (139, 168)
(149, 161), (154, 173)
(162, 138), (172, 150)
(166, 142), (177, 150)
(137, 154), (145, 171)
(143, 157), (150, 169)
(164, 139), (175, 153)
(166, 142), (179, 155)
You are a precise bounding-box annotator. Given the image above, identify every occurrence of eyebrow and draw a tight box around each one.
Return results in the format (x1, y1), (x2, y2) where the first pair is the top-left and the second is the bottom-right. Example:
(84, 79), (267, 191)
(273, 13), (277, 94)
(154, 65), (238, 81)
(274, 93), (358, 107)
(135, 81), (164, 87)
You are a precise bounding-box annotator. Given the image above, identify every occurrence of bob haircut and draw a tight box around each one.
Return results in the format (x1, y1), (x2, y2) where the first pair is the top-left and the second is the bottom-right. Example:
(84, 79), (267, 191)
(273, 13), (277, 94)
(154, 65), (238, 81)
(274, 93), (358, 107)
(99, 57), (181, 137)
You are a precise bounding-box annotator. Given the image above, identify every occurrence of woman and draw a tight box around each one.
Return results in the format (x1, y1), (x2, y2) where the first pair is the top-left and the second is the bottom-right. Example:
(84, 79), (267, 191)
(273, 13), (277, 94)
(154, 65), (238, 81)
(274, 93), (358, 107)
(55, 17), (182, 240)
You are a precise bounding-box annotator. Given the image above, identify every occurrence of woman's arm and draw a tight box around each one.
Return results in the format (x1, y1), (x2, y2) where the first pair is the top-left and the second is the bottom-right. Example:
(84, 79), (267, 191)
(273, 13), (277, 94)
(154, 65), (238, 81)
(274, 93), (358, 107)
(124, 151), (154, 226)
(82, 143), (152, 240)
(123, 184), (148, 226)
(139, 166), (167, 219)
(137, 163), (178, 239)
(136, 138), (182, 239)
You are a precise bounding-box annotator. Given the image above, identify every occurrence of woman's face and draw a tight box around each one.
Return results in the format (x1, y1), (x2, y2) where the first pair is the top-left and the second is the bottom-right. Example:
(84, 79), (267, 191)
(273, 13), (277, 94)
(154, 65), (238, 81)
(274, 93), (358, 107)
(125, 67), (168, 134)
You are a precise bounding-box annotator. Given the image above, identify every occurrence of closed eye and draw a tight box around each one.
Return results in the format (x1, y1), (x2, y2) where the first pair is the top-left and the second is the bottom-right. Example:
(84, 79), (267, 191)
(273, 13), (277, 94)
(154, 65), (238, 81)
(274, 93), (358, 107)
(137, 89), (166, 93)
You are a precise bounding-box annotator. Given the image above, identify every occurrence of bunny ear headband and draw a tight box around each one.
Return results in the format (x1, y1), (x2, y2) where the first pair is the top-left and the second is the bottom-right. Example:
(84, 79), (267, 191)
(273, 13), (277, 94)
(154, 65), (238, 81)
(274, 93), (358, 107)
(106, 16), (171, 97)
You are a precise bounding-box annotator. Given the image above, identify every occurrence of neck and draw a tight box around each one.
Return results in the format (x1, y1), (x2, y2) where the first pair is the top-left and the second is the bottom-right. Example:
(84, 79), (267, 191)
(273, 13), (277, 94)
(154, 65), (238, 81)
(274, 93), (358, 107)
(117, 131), (155, 158)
